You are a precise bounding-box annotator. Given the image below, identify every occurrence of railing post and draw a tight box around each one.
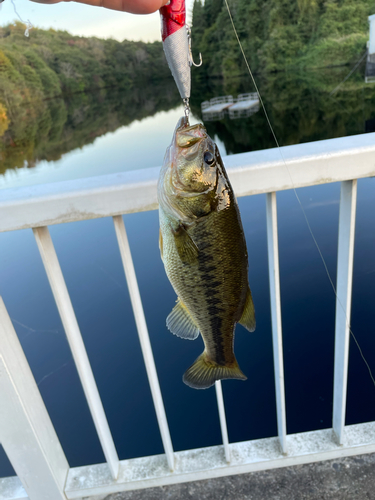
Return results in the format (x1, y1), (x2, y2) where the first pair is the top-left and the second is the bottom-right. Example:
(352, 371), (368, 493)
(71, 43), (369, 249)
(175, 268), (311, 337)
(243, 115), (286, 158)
(333, 180), (357, 445)
(266, 192), (287, 454)
(215, 381), (231, 463)
(113, 215), (175, 471)
(0, 297), (69, 500)
(33, 226), (120, 479)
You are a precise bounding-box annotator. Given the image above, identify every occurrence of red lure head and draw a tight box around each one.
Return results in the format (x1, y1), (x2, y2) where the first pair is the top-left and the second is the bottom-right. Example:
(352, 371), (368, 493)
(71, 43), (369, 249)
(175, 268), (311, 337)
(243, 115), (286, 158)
(160, 0), (186, 42)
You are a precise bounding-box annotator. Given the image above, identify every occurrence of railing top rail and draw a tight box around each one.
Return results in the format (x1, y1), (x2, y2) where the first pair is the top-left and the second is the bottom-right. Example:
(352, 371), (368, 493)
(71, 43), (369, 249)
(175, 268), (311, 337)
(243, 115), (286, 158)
(210, 95), (233, 104)
(0, 133), (374, 233)
(237, 93), (258, 101)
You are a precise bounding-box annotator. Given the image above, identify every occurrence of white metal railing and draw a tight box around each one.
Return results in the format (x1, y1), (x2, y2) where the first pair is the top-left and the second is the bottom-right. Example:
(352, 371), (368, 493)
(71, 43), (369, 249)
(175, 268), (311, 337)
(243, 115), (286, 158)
(33, 226), (120, 479)
(266, 191), (287, 454)
(237, 93), (258, 101)
(0, 132), (375, 500)
(112, 215), (174, 471)
(209, 95), (234, 106)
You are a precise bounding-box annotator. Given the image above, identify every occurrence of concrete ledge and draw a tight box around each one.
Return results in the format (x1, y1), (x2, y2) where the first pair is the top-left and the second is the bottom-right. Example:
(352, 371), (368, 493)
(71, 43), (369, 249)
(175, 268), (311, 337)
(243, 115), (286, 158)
(2, 423), (375, 500)
(63, 422), (375, 499)
(103, 452), (375, 500)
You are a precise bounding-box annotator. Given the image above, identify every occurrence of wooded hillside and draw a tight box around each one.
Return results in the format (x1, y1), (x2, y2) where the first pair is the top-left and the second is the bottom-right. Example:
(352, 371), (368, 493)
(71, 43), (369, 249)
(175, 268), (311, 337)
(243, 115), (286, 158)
(191, 0), (375, 79)
(0, 23), (177, 171)
(1, 1), (374, 172)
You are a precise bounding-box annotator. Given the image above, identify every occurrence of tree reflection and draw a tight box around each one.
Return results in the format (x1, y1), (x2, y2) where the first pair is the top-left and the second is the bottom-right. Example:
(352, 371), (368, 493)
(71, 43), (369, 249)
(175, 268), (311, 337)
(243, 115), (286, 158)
(0, 83), (180, 176)
(1, 67), (375, 177)
(191, 66), (375, 154)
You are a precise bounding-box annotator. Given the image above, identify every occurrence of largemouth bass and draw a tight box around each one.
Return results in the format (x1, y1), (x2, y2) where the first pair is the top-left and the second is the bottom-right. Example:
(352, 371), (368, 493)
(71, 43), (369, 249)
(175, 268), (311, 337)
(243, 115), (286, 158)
(158, 116), (255, 389)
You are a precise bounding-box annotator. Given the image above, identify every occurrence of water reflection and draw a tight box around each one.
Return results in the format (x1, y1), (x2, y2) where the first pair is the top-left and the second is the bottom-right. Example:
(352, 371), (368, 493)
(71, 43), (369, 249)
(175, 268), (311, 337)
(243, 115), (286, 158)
(201, 93), (260, 121)
(0, 82), (180, 179)
(1, 65), (375, 187)
(191, 65), (375, 154)
(0, 108), (194, 189)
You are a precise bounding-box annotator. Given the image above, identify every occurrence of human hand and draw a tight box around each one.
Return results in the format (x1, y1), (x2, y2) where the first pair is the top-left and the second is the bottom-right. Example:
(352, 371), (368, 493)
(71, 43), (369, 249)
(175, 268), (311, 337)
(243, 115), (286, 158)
(30, 0), (170, 14)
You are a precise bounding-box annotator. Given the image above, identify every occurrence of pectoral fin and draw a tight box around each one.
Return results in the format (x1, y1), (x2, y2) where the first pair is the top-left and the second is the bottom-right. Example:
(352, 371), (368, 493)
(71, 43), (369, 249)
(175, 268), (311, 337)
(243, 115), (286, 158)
(166, 298), (199, 340)
(172, 224), (199, 264)
(239, 287), (256, 332)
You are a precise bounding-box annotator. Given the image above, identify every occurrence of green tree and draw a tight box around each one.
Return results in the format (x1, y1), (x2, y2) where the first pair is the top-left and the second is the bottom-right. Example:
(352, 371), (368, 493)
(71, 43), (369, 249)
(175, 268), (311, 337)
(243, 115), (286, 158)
(191, 0), (374, 76)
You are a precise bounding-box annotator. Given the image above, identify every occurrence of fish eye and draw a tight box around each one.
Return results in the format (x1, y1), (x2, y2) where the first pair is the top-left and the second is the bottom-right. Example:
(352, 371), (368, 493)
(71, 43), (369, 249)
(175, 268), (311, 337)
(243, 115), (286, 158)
(204, 151), (215, 166)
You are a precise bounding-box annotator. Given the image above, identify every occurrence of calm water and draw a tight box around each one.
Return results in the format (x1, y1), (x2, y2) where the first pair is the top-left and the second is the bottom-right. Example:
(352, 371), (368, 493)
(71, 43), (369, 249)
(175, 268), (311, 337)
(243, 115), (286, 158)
(1, 68), (375, 477)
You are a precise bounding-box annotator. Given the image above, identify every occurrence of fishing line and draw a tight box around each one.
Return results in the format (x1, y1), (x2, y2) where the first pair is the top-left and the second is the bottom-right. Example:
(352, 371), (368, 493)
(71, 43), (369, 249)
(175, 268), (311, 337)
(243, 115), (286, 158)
(223, 0), (375, 389)
(330, 50), (368, 96)
(327, 51), (368, 117)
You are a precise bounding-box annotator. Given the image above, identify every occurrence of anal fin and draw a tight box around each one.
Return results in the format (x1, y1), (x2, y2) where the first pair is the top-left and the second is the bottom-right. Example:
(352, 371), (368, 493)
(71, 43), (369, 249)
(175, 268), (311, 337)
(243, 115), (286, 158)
(239, 287), (256, 332)
(166, 298), (199, 340)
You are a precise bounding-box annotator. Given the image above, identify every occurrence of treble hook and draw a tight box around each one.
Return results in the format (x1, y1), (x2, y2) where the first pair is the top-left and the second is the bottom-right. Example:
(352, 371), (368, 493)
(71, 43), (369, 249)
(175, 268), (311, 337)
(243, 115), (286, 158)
(187, 25), (203, 67)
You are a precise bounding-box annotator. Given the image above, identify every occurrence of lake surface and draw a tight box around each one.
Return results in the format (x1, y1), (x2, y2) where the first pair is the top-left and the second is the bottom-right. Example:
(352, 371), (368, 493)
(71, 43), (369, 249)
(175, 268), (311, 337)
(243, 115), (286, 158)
(1, 67), (375, 478)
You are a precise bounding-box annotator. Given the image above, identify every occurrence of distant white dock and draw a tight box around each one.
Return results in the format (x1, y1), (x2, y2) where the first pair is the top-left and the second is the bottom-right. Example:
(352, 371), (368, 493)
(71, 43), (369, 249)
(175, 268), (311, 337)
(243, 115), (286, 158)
(201, 93), (259, 121)
(201, 96), (234, 120)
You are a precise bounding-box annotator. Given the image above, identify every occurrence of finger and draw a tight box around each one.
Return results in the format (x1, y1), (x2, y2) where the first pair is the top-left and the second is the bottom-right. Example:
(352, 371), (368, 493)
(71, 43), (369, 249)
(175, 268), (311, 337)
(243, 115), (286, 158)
(30, 0), (63, 4)
(62, 0), (170, 14)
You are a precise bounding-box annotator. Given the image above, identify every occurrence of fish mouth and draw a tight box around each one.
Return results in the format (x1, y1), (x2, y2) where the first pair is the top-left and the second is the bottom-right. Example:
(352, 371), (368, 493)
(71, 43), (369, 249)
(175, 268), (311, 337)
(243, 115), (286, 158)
(173, 117), (207, 150)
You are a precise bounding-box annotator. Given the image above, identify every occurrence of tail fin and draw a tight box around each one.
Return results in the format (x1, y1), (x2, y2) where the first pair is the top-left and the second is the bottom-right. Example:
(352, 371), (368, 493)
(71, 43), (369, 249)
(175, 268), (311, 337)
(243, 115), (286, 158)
(183, 351), (247, 390)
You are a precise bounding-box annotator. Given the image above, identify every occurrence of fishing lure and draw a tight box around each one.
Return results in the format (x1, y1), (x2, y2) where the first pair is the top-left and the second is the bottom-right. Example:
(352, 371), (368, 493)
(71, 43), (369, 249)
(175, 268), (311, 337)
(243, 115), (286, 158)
(159, 0), (201, 117)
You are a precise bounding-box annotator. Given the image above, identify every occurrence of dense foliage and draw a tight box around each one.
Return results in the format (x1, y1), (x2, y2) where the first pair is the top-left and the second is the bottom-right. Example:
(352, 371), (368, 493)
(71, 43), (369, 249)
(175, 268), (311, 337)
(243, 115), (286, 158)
(188, 0), (375, 153)
(1, 0), (374, 174)
(0, 23), (178, 172)
(190, 67), (375, 154)
(191, 0), (375, 80)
